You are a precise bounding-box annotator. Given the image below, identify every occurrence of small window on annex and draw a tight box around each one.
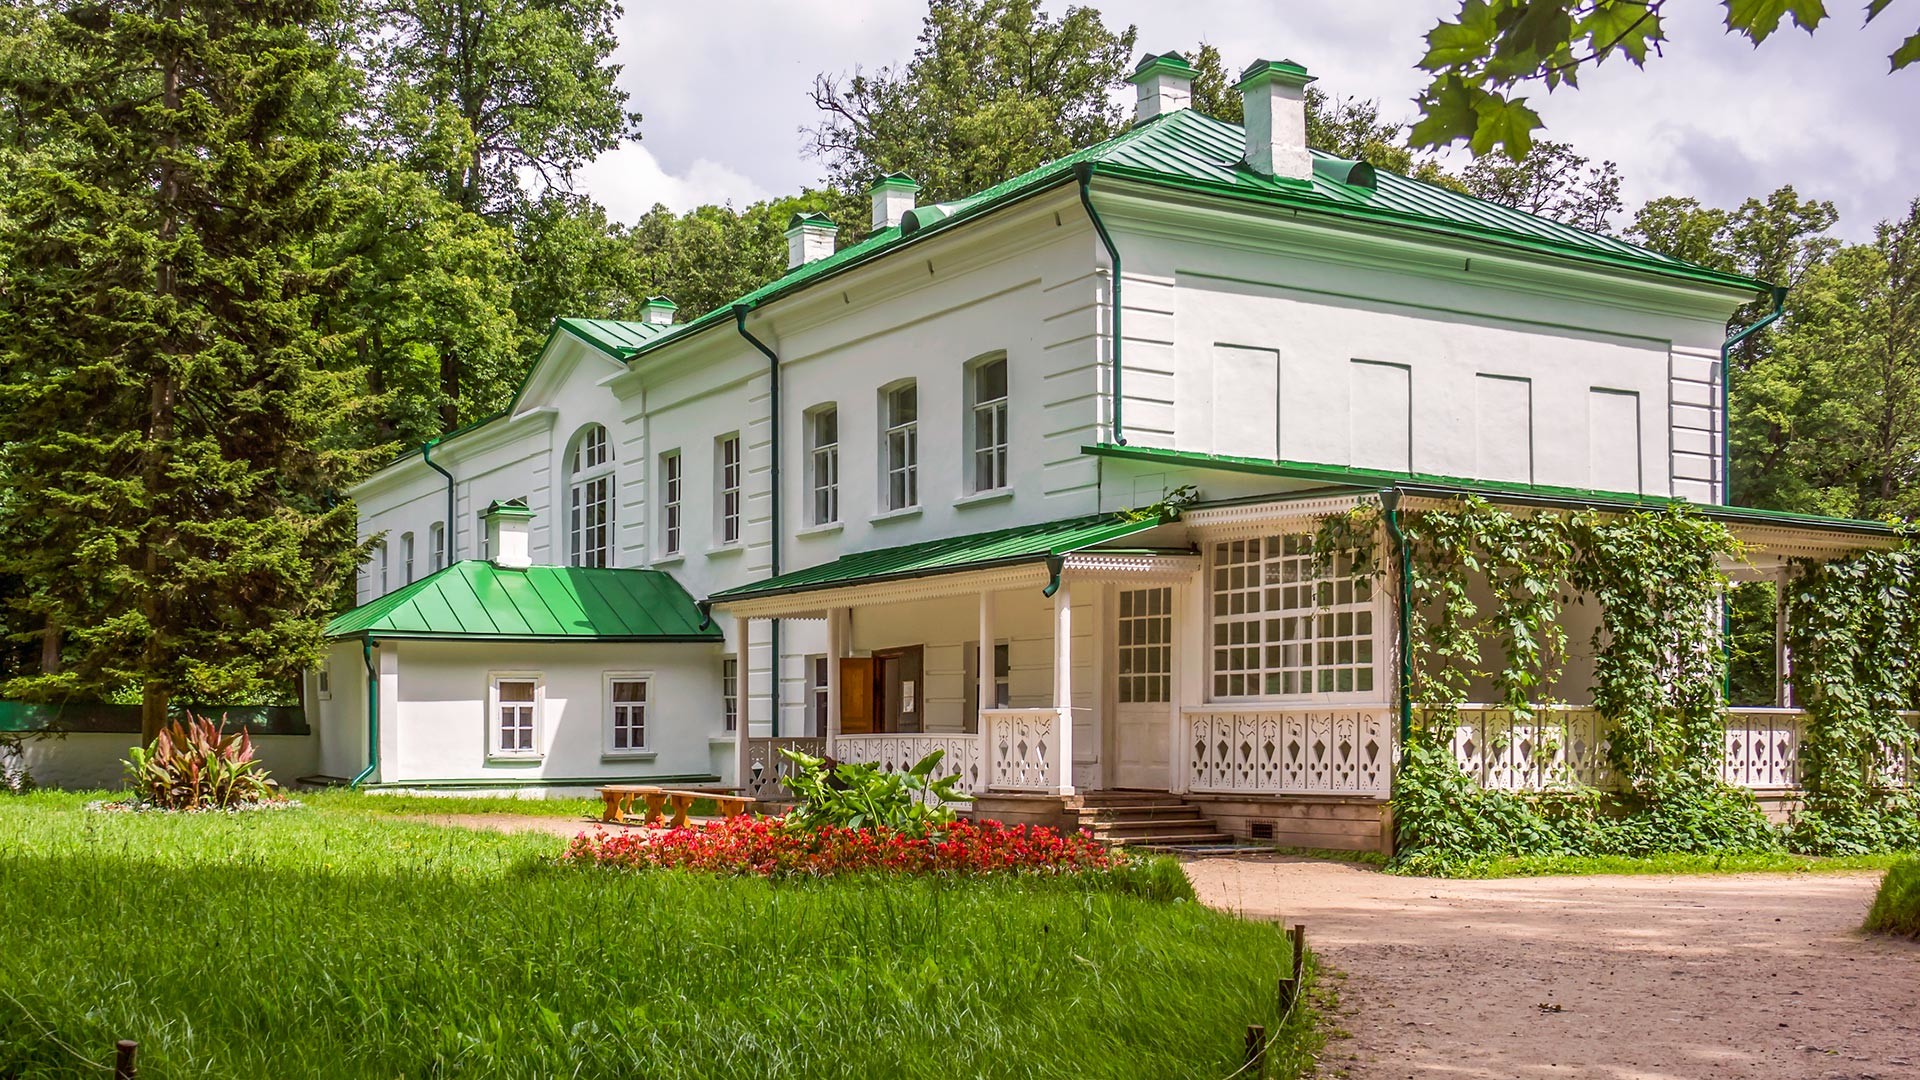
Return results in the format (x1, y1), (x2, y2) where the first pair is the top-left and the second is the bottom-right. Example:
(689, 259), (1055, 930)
(489, 674), (541, 757)
(569, 424), (614, 568)
(606, 674), (649, 753)
(1210, 534), (1376, 700)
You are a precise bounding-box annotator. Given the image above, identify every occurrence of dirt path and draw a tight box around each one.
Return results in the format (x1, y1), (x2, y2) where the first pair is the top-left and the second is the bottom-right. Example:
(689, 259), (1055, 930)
(1185, 857), (1919, 1080)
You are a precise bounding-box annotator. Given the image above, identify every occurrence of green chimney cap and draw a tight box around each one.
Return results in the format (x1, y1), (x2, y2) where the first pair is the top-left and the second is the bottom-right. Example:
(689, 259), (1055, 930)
(642, 296), (677, 311)
(869, 173), (920, 192)
(483, 498), (534, 521)
(1234, 58), (1314, 91)
(1130, 51), (1195, 84)
(785, 211), (839, 232)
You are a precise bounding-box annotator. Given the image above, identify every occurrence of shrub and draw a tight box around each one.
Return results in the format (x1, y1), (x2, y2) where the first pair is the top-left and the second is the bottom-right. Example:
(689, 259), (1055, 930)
(779, 746), (961, 837)
(1865, 859), (1920, 937)
(563, 816), (1120, 879)
(123, 716), (279, 810)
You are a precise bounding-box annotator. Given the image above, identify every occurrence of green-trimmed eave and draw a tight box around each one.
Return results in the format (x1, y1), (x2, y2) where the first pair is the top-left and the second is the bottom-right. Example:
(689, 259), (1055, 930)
(1085, 443), (1903, 538)
(707, 512), (1169, 605)
(327, 561), (724, 642)
(1083, 159), (1770, 298)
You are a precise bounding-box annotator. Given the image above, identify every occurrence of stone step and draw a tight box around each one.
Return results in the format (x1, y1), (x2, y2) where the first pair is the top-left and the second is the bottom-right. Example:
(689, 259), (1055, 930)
(1092, 819), (1222, 839)
(1111, 831), (1235, 847)
(1074, 792), (1189, 808)
(1081, 804), (1213, 823)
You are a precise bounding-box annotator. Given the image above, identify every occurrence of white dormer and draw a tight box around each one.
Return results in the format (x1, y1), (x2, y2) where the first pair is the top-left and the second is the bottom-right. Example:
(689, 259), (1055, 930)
(1129, 51), (1194, 123)
(784, 212), (838, 269)
(483, 499), (533, 570)
(869, 174), (919, 231)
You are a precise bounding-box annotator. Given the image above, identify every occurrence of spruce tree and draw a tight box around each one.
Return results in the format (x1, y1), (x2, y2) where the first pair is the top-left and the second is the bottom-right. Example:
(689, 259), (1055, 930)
(0, 0), (371, 741)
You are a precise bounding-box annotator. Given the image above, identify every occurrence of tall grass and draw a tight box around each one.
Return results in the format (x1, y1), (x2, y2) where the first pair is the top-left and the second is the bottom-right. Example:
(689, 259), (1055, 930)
(1865, 859), (1920, 937)
(0, 793), (1303, 1078)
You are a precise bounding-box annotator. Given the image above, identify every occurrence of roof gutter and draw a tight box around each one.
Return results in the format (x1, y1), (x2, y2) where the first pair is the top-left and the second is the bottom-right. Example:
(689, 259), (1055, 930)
(1077, 164), (1126, 445)
(348, 638), (378, 789)
(1719, 286), (1789, 506)
(421, 436), (456, 562)
(733, 305), (784, 737)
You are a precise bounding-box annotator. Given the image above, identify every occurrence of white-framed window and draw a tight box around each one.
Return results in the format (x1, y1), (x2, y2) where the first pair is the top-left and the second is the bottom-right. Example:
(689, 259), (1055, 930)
(1210, 534), (1376, 700)
(881, 381), (918, 511)
(429, 521), (446, 571)
(605, 672), (650, 754)
(721, 657), (739, 731)
(569, 424), (614, 568)
(488, 673), (542, 758)
(964, 640), (1012, 728)
(477, 512), (490, 561)
(716, 433), (742, 545)
(807, 405), (839, 525)
(659, 450), (682, 556)
(313, 665), (332, 702)
(1118, 586), (1173, 704)
(968, 354), (1009, 493)
(376, 541), (389, 596)
(401, 532), (415, 584)
(808, 655), (830, 735)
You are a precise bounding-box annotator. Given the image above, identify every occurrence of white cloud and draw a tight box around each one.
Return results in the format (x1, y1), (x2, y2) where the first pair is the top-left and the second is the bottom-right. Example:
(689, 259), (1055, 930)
(573, 144), (773, 221)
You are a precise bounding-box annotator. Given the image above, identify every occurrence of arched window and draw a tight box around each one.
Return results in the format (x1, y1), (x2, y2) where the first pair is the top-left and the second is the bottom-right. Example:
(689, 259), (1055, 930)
(569, 424), (614, 567)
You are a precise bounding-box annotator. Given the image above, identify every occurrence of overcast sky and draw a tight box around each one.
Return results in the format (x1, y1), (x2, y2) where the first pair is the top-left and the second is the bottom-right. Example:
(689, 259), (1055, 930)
(572, 0), (1920, 242)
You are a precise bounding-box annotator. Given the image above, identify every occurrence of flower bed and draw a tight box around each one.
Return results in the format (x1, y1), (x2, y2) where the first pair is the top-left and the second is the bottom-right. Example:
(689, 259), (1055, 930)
(563, 816), (1121, 878)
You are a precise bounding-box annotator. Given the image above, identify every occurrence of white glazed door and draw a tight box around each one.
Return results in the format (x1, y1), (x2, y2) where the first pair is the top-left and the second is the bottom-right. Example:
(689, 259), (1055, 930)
(1112, 587), (1173, 790)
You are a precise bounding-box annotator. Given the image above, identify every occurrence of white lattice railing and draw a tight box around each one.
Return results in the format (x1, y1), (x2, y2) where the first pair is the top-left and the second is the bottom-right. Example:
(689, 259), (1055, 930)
(1183, 707), (1393, 798)
(835, 733), (986, 801)
(985, 708), (1065, 792)
(742, 737), (827, 801)
(1442, 705), (1614, 791)
(1443, 706), (1919, 792)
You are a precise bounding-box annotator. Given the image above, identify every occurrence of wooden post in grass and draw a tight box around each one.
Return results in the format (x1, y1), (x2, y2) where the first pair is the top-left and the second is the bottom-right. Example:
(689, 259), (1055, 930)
(1291, 923), (1306, 987)
(1243, 1025), (1265, 1076)
(1277, 976), (1297, 1016)
(113, 1041), (137, 1079)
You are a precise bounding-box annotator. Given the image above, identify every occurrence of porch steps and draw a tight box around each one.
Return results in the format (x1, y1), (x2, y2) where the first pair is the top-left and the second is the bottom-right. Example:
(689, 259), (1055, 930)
(1073, 793), (1233, 848)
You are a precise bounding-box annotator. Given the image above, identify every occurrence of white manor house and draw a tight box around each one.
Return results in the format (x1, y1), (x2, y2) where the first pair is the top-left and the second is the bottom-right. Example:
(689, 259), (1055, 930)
(309, 53), (1900, 849)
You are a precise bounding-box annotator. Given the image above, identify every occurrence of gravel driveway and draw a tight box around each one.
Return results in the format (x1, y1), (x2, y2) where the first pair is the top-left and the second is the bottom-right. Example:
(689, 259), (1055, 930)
(1185, 857), (1918, 1080)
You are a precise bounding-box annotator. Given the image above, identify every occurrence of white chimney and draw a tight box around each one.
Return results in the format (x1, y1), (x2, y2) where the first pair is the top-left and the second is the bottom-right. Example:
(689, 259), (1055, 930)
(482, 499), (533, 570)
(640, 296), (677, 326)
(1236, 59), (1315, 181)
(784, 212), (838, 269)
(1129, 51), (1194, 124)
(868, 173), (919, 231)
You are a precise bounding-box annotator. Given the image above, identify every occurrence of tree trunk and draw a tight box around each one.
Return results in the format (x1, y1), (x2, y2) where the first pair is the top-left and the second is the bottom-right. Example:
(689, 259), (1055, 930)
(141, 4), (183, 750)
(141, 682), (171, 746)
(38, 617), (60, 675)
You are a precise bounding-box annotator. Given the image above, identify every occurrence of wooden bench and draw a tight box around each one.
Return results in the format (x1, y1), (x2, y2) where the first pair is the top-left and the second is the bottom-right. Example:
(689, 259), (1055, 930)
(598, 785), (756, 828)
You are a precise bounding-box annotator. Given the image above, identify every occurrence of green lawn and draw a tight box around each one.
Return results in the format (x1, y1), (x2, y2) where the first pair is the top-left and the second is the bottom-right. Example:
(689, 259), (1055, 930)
(1865, 858), (1920, 936)
(0, 792), (1310, 1079)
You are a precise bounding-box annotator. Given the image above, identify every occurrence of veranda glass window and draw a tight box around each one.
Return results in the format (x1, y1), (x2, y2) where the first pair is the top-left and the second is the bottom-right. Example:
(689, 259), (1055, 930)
(1210, 534), (1375, 699)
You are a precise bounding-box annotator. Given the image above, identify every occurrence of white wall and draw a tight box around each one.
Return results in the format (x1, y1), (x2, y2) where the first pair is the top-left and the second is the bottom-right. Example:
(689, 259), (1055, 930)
(17, 733), (316, 792)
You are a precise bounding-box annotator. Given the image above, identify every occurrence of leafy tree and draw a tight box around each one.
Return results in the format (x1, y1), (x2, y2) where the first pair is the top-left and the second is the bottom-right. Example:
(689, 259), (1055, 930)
(1187, 42), (1439, 176)
(507, 191), (645, 364)
(1410, 0), (1920, 158)
(621, 190), (863, 320)
(807, 0), (1136, 205)
(325, 161), (519, 441)
(1459, 139), (1623, 232)
(1730, 201), (1920, 518)
(353, 0), (642, 217)
(0, 0), (372, 738)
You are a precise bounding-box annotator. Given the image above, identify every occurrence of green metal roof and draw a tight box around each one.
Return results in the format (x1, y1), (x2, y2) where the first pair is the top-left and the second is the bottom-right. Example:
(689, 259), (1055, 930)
(1085, 443), (1903, 538)
(328, 561), (723, 641)
(708, 513), (1167, 604)
(555, 317), (675, 359)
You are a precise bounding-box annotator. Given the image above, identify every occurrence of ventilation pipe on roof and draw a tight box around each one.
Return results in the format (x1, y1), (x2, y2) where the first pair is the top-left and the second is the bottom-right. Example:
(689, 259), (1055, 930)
(784, 212), (838, 269)
(1237, 59), (1316, 181)
(1129, 51), (1195, 123)
(641, 296), (677, 326)
(868, 174), (919, 231)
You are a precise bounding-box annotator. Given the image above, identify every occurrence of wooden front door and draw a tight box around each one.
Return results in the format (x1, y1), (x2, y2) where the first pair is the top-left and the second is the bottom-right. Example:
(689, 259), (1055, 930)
(839, 657), (874, 734)
(1113, 586), (1173, 789)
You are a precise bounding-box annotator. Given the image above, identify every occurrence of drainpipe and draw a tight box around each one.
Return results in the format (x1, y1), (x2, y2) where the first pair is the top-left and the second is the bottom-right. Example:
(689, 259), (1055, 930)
(1382, 488), (1414, 753)
(1718, 286), (1788, 506)
(1076, 164), (1125, 446)
(733, 305), (783, 738)
(348, 637), (379, 788)
(422, 436), (456, 561)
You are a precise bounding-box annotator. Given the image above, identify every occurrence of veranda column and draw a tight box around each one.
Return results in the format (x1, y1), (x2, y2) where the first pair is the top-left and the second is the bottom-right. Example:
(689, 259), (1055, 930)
(825, 607), (845, 755)
(1052, 582), (1075, 796)
(977, 590), (996, 729)
(734, 615), (753, 792)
